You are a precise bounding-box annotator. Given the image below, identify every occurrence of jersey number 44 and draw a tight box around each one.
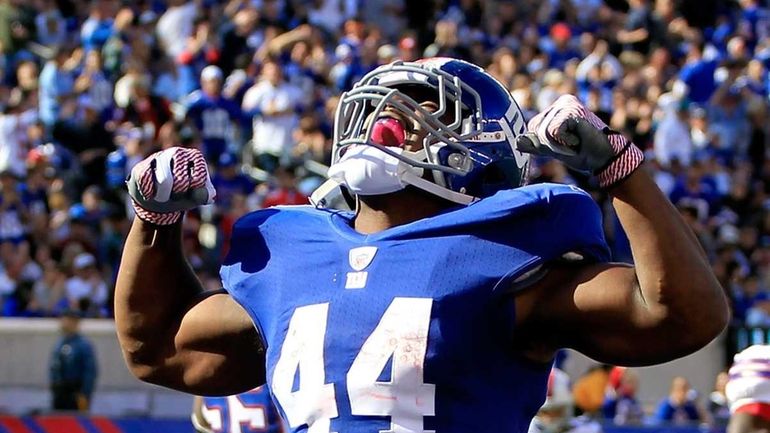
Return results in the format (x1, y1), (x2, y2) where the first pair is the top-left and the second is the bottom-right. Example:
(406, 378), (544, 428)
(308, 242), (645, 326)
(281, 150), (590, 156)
(272, 297), (436, 433)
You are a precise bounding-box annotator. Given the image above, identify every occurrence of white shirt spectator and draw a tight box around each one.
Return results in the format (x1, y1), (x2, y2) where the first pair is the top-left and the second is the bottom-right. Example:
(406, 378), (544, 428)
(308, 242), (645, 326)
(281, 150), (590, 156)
(242, 80), (302, 158)
(65, 276), (107, 307)
(654, 113), (693, 167)
(0, 109), (37, 178)
(156, 2), (197, 58)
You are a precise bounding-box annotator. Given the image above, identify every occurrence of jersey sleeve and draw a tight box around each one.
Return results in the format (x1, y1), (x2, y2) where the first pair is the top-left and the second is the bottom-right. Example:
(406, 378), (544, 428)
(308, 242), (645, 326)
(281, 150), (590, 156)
(538, 185), (611, 263)
(219, 208), (282, 342)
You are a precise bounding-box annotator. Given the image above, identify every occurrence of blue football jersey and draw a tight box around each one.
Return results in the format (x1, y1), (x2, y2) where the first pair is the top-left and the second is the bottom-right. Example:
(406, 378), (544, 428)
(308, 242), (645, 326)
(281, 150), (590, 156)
(184, 91), (242, 159)
(221, 183), (611, 433)
(201, 385), (285, 433)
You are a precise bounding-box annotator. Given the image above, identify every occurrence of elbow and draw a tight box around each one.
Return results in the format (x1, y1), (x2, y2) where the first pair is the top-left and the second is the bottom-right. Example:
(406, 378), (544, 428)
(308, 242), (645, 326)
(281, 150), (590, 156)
(662, 283), (731, 354)
(120, 345), (170, 386)
(123, 355), (164, 385)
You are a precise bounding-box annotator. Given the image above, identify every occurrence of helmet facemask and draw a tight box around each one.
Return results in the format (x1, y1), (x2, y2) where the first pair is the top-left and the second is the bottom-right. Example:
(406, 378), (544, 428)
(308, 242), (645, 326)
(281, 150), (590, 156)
(333, 62), (485, 190)
(312, 60), (530, 208)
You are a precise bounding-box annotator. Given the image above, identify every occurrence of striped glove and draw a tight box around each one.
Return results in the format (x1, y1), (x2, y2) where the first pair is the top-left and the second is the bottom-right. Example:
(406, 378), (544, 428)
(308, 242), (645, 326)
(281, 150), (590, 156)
(126, 147), (215, 225)
(516, 94), (644, 189)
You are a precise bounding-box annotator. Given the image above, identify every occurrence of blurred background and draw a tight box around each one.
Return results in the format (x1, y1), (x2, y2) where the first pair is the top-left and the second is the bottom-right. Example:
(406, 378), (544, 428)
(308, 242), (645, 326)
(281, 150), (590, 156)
(0, 0), (768, 432)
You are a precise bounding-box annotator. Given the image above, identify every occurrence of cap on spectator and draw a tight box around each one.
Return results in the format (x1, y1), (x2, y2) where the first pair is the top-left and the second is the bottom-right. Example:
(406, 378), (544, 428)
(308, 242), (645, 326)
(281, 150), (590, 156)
(73, 253), (96, 270)
(201, 65), (223, 82)
(219, 152), (238, 167)
(550, 23), (572, 41)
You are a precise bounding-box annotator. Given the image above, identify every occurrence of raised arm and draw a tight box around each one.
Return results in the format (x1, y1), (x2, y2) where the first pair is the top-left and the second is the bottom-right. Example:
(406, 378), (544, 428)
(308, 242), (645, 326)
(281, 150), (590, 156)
(115, 148), (264, 395)
(514, 95), (729, 365)
(520, 169), (728, 366)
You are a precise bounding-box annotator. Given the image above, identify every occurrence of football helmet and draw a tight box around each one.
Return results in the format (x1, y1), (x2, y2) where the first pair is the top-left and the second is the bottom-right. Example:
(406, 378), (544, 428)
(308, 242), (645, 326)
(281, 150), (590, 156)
(312, 58), (530, 207)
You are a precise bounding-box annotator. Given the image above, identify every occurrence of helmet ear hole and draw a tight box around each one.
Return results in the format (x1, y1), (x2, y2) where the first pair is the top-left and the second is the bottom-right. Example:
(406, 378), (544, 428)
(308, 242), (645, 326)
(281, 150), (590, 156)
(465, 158), (524, 198)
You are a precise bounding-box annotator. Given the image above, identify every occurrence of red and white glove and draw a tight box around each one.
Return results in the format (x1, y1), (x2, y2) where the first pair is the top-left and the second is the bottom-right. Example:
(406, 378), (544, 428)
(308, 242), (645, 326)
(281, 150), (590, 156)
(516, 94), (645, 189)
(126, 147), (215, 225)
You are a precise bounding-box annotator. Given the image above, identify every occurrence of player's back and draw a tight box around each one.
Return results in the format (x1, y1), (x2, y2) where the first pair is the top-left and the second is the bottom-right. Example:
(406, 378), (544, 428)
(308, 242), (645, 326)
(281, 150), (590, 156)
(198, 385), (285, 433)
(222, 183), (611, 433)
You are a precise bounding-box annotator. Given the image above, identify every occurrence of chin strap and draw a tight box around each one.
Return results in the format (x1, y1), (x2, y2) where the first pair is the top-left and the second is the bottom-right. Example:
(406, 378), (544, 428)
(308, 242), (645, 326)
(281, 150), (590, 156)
(311, 147), (479, 208)
(309, 178), (344, 208)
(399, 171), (477, 205)
(310, 172), (478, 208)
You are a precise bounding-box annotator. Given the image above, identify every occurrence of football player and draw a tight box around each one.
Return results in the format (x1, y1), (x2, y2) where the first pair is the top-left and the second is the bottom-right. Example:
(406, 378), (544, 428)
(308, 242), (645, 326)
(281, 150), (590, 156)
(192, 385), (285, 433)
(726, 345), (770, 433)
(528, 368), (602, 433)
(115, 58), (728, 433)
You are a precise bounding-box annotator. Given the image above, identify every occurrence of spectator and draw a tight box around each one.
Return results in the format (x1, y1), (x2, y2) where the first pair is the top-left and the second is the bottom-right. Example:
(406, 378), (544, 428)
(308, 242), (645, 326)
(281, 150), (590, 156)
(424, 20), (470, 60)
(80, 0), (116, 52)
(34, 0), (65, 47)
(29, 259), (66, 316)
(543, 23), (581, 70)
(617, 0), (656, 55)
(38, 46), (74, 128)
(653, 96), (693, 168)
(64, 252), (107, 317)
(709, 371), (731, 425)
(242, 60), (302, 173)
(155, 0), (197, 59)
(572, 364), (612, 416)
(0, 170), (28, 243)
(655, 377), (702, 425)
(184, 65), (242, 163)
(49, 310), (97, 412)
(602, 367), (644, 425)
(73, 50), (113, 118)
(211, 152), (254, 210)
(218, 7), (260, 78)
(257, 165), (309, 208)
(530, 368), (603, 433)
(119, 77), (171, 140)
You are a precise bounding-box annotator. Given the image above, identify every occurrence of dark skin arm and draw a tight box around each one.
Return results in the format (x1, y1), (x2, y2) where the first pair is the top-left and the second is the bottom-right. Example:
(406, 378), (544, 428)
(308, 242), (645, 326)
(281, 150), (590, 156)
(515, 168), (729, 366)
(114, 219), (265, 395)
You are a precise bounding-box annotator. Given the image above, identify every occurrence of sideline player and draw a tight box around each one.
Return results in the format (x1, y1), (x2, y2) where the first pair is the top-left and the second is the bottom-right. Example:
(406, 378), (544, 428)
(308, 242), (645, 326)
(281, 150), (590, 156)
(192, 385), (284, 433)
(528, 367), (603, 433)
(115, 58), (728, 432)
(726, 345), (770, 433)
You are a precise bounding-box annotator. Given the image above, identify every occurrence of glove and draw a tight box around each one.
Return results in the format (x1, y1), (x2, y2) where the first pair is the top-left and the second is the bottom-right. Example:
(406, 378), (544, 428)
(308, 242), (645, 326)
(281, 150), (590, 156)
(516, 94), (645, 189)
(126, 147), (215, 225)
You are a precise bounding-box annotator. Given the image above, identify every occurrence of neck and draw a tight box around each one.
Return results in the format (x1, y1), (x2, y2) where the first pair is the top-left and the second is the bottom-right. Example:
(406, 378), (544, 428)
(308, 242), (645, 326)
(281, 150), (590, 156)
(353, 189), (455, 234)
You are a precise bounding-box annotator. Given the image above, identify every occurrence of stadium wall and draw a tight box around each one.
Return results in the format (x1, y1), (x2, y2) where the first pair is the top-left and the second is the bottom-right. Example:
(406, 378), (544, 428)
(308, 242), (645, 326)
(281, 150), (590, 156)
(0, 318), (192, 417)
(0, 319), (726, 417)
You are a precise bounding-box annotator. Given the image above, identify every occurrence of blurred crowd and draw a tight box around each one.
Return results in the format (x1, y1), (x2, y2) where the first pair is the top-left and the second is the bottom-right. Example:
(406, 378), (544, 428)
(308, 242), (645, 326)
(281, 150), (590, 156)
(0, 0), (766, 343)
(530, 364), (732, 431)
